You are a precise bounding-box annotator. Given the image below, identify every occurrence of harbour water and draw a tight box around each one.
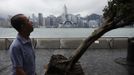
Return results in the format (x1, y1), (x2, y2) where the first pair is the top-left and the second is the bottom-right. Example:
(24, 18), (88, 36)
(0, 28), (134, 38)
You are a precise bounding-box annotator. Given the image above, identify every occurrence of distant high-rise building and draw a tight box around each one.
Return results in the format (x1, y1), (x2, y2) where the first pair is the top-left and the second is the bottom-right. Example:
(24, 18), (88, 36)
(32, 14), (36, 23)
(45, 15), (58, 28)
(32, 14), (38, 27)
(59, 5), (73, 28)
(88, 20), (98, 28)
(64, 5), (69, 21)
(38, 13), (43, 26)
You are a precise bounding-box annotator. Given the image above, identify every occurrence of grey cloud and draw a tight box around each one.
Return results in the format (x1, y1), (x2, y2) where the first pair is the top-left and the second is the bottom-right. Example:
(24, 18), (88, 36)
(0, 0), (108, 17)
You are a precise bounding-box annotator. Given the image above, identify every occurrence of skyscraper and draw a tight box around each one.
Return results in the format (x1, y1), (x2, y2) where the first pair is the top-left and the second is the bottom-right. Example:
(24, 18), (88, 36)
(38, 13), (43, 26)
(64, 5), (69, 21)
(59, 5), (73, 28)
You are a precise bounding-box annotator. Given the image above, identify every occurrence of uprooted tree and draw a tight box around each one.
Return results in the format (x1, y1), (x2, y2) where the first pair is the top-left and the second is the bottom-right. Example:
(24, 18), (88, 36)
(45, 0), (134, 75)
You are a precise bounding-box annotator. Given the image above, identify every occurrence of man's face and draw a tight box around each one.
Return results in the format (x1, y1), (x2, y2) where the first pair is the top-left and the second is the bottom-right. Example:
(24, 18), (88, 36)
(20, 15), (34, 34)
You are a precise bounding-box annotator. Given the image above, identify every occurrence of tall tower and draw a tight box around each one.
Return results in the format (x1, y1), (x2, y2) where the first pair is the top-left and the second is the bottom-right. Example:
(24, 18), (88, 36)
(32, 14), (35, 22)
(59, 5), (73, 28)
(32, 13), (36, 27)
(38, 13), (43, 26)
(64, 5), (69, 21)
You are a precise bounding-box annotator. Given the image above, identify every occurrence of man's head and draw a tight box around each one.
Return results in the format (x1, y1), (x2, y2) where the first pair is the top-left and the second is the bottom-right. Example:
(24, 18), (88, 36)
(10, 14), (33, 34)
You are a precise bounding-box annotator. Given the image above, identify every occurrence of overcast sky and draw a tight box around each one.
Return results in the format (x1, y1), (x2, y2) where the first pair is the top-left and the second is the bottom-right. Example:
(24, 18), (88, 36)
(0, 0), (108, 17)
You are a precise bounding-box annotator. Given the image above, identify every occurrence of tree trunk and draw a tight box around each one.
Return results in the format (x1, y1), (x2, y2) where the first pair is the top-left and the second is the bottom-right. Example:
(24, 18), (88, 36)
(66, 22), (114, 71)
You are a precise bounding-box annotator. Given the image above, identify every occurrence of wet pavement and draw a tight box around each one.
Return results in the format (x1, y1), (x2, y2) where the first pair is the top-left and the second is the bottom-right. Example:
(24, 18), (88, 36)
(0, 49), (131, 75)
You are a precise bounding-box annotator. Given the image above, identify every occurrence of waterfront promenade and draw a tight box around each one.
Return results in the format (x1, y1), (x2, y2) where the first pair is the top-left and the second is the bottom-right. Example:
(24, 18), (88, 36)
(0, 49), (131, 75)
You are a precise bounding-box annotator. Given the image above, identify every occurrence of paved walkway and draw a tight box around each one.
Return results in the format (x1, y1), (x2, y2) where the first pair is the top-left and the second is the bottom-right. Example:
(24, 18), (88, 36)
(0, 49), (131, 75)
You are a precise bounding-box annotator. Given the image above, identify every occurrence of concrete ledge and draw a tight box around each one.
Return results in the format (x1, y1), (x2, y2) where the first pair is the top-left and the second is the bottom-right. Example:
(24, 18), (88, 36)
(0, 39), (5, 50)
(5, 38), (14, 50)
(0, 37), (129, 49)
(113, 38), (128, 49)
(60, 38), (84, 49)
(31, 38), (37, 49)
(89, 38), (113, 49)
(36, 39), (60, 49)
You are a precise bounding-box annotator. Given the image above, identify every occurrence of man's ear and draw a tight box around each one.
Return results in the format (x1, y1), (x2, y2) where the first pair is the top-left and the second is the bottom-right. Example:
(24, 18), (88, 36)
(19, 25), (24, 32)
(21, 24), (24, 28)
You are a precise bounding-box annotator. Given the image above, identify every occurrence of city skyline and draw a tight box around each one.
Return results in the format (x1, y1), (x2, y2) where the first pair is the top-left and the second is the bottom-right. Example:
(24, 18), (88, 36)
(0, 0), (108, 18)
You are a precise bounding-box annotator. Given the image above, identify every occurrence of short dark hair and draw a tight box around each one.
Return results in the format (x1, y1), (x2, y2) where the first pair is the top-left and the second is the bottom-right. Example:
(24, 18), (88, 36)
(10, 14), (25, 31)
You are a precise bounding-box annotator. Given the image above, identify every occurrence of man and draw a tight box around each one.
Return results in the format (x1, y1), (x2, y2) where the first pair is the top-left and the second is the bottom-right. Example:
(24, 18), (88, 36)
(9, 14), (35, 75)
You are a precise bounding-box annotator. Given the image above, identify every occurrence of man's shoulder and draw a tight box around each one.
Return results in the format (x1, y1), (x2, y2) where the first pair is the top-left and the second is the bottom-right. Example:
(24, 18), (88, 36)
(10, 38), (22, 49)
(9, 38), (22, 54)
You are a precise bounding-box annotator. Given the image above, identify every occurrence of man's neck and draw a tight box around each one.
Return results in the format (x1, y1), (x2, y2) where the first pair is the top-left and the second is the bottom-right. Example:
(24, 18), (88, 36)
(19, 33), (30, 40)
